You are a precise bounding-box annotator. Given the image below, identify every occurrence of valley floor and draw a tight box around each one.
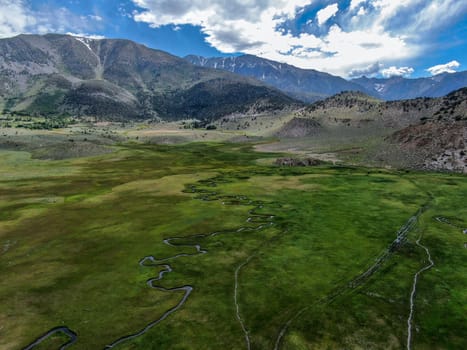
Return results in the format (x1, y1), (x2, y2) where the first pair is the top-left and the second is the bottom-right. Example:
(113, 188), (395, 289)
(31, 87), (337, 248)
(0, 133), (466, 349)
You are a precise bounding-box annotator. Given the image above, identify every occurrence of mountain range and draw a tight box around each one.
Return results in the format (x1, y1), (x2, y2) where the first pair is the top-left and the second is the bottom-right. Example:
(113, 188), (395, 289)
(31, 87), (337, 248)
(0, 33), (465, 172)
(185, 54), (367, 102)
(186, 55), (467, 102)
(352, 72), (467, 100)
(0, 34), (297, 121)
(1, 34), (466, 123)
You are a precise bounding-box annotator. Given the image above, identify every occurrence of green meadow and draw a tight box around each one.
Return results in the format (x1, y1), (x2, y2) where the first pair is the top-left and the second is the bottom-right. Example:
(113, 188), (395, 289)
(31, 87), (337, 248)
(0, 143), (465, 349)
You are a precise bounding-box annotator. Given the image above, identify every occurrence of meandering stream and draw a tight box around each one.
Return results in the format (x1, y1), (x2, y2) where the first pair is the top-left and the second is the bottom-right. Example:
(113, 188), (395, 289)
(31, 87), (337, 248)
(23, 327), (77, 350)
(22, 174), (277, 349)
(23, 175), (462, 350)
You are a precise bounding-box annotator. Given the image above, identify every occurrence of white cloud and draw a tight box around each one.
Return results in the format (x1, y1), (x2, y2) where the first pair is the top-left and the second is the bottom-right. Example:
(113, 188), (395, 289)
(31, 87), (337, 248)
(349, 62), (415, 78)
(132, 0), (313, 54)
(35, 7), (104, 35)
(350, 0), (367, 10)
(348, 62), (383, 78)
(426, 60), (460, 75)
(88, 15), (103, 22)
(0, 0), (35, 38)
(131, 0), (426, 76)
(0, 1), (104, 38)
(406, 0), (467, 34)
(132, 0), (311, 26)
(316, 4), (339, 25)
(66, 32), (106, 40)
(357, 7), (367, 16)
(381, 66), (414, 77)
(1, 0), (463, 79)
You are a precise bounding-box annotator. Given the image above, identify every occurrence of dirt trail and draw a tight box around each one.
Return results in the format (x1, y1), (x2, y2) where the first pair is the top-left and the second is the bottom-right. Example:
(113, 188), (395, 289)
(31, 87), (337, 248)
(406, 235), (434, 350)
(104, 177), (276, 349)
(234, 254), (256, 350)
(274, 205), (429, 350)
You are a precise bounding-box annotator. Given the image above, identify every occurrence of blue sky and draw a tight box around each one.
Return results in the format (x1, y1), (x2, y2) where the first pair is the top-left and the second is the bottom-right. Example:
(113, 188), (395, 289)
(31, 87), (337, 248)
(0, 0), (466, 78)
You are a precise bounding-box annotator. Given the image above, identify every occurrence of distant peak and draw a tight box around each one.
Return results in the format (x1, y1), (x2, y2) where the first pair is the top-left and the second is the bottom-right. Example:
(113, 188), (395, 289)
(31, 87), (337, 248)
(184, 54), (204, 59)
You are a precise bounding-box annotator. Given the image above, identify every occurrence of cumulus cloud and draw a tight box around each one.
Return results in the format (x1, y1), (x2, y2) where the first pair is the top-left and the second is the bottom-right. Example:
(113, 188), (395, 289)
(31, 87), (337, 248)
(426, 60), (461, 75)
(131, 0), (430, 76)
(348, 62), (383, 78)
(350, 0), (367, 11)
(130, 0), (467, 76)
(0, 0), (35, 38)
(381, 66), (414, 78)
(349, 62), (415, 78)
(317, 4), (339, 25)
(356, 7), (367, 16)
(1, 0), (465, 78)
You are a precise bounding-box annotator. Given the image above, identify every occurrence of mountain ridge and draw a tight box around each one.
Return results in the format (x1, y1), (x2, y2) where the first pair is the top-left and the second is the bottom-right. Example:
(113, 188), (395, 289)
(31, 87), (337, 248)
(185, 54), (467, 103)
(352, 72), (467, 100)
(185, 54), (371, 102)
(279, 89), (466, 172)
(0, 34), (299, 121)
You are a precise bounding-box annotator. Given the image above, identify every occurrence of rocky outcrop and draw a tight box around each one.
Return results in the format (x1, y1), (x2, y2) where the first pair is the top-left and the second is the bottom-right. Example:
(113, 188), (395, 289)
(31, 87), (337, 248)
(387, 88), (467, 172)
(275, 157), (323, 167)
(276, 117), (322, 138)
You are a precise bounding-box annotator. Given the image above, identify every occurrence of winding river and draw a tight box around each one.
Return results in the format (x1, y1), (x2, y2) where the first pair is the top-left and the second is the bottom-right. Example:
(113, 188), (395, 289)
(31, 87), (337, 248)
(23, 327), (77, 350)
(23, 175), (463, 350)
(22, 174), (277, 349)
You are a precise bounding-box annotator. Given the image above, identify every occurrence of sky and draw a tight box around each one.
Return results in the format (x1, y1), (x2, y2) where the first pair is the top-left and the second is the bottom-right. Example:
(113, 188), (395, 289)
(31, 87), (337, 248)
(0, 0), (466, 79)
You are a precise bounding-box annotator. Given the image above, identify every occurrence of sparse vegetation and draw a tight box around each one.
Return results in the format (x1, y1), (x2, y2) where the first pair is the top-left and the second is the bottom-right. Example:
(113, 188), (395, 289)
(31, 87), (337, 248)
(0, 114), (75, 130)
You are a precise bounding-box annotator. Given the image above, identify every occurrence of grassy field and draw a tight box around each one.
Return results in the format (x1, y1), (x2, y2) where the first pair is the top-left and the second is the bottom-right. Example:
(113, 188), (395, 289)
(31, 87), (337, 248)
(0, 142), (466, 349)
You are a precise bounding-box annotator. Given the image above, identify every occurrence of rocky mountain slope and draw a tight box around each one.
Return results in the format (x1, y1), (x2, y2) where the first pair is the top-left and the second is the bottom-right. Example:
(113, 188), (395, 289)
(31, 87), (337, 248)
(185, 54), (369, 102)
(0, 34), (298, 121)
(276, 89), (466, 172)
(388, 88), (467, 172)
(289, 91), (438, 133)
(352, 71), (467, 100)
